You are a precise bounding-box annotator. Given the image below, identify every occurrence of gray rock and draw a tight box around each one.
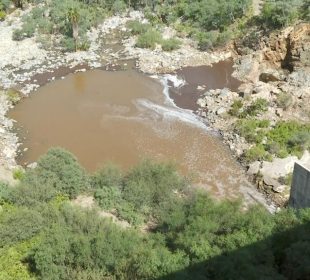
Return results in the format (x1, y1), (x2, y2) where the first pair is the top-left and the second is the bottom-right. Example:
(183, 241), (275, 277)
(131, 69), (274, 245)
(238, 83), (253, 98)
(276, 108), (283, 117)
(288, 69), (310, 87)
(259, 68), (286, 82)
(197, 98), (207, 108)
(27, 162), (38, 169)
(216, 107), (227, 115)
(273, 185), (287, 193)
(263, 175), (280, 188)
(232, 55), (260, 83)
(247, 161), (261, 175)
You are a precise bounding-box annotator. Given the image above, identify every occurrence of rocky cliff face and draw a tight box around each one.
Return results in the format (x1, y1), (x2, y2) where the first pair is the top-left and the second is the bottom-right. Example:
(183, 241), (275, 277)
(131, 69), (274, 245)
(234, 23), (310, 82)
(286, 23), (310, 70)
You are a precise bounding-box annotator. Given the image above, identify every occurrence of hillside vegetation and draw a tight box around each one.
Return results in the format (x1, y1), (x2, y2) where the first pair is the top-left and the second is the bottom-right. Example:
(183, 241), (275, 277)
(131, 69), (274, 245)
(0, 148), (310, 279)
(1, 0), (308, 51)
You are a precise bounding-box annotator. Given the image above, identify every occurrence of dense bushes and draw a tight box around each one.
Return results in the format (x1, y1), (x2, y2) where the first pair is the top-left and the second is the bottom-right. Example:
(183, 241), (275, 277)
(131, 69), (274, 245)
(235, 118), (310, 162)
(0, 148), (310, 279)
(135, 29), (162, 49)
(11, 0), (105, 51)
(8, 0), (308, 52)
(230, 97), (310, 162)
(132, 24), (181, 51)
(230, 98), (269, 118)
(260, 0), (306, 29)
(0, 0), (9, 20)
(92, 160), (187, 225)
(22, 147), (89, 199)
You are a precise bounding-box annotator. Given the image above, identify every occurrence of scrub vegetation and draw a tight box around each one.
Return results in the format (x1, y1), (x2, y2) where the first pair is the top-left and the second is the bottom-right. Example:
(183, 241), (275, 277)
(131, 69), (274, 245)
(2, 0), (308, 51)
(230, 99), (310, 162)
(0, 148), (310, 279)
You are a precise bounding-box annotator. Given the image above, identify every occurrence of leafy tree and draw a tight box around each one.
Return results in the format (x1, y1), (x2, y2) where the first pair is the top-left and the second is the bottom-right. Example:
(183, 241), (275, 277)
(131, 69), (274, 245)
(67, 7), (80, 51)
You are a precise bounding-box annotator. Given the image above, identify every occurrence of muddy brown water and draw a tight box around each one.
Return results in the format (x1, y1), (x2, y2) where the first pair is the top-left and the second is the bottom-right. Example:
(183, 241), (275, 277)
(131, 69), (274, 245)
(171, 60), (241, 110)
(9, 65), (257, 200)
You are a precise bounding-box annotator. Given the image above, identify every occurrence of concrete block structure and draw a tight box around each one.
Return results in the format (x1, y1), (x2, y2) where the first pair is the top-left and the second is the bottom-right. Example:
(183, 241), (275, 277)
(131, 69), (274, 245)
(289, 163), (310, 208)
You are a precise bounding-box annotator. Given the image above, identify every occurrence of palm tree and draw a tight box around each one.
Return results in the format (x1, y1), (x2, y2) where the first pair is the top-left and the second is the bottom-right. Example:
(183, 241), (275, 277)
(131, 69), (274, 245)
(67, 7), (80, 52)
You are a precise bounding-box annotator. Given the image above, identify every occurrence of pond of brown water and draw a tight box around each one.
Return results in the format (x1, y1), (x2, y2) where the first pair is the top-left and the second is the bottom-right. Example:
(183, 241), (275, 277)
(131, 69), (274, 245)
(9, 64), (262, 202)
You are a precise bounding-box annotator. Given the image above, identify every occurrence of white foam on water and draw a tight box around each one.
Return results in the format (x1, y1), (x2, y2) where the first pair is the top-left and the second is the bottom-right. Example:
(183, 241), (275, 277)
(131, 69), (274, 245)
(144, 74), (211, 132)
(136, 98), (209, 131)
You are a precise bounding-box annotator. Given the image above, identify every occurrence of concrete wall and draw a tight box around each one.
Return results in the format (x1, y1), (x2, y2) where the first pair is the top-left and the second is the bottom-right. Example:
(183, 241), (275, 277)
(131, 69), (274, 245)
(289, 163), (310, 208)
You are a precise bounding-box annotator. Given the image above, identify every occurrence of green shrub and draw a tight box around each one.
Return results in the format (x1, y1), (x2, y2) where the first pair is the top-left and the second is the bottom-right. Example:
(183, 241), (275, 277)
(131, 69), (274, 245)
(20, 21), (36, 38)
(0, 0), (10, 11)
(123, 160), (186, 213)
(235, 119), (270, 143)
(301, 0), (310, 20)
(59, 36), (76, 52)
(0, 208), (44, 247)
(244, 145), (271, 162)
(0, 10), (6, 21)
(9, 182), (59, 207)
(94, 186), (122, 210)
(261, 0), (302, 29)
(12, 29), (24, 41)
(12, 168), (24, 181)
(6, 89), (21, 105)
(36, 34), (53, 50)
(276, 92), (292, 110)
(0, 182), (11, 205)
(266, 121), (310, 157)
(195, 31), (218, 50)
(36, 18), (53, 34)
(23, 148), (90, 199)
(78, 37), (90, 51)
(91, 164), (122, 190)
(127, 20), (151, 35)
(136, 29), (162, 49)
(117, 201), (145, 225)
(12, 21), (36, 41)
(288, 131), (310, 152)
(111, 0), (126, 15)
(161, 38), (181, 51)
(229, 99), (244, 117)
(216, 29), (234, 47)
(242, 98), (268, 117)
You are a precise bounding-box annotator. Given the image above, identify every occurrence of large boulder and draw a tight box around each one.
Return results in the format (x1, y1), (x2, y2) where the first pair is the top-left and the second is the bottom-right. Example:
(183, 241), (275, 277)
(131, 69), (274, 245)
(259, 151), (310, 180)
(233, 54), (260, 83)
